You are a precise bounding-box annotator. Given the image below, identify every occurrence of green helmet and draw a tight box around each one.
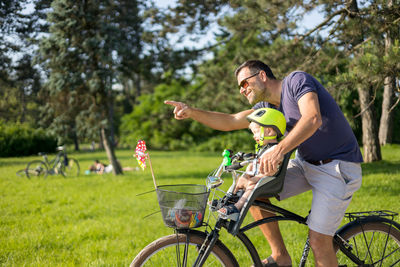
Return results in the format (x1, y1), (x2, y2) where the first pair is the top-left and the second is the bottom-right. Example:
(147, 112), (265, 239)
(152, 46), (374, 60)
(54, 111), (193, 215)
(247, 108), (286, 143)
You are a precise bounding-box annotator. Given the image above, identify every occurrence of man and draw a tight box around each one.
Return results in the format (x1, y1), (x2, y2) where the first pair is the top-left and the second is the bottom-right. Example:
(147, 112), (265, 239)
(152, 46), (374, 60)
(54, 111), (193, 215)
(165, 60), (363, 267)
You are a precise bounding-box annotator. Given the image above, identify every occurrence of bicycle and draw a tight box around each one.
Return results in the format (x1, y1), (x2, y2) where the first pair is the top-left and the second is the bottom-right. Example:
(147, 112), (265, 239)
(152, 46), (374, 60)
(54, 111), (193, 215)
(24, 146), (80, 178)
(131, 149), (400, 266)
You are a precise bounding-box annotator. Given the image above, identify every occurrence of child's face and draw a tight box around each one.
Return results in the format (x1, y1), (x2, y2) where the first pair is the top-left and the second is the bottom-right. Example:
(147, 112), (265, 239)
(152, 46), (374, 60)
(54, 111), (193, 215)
(249, 122), (277, 144)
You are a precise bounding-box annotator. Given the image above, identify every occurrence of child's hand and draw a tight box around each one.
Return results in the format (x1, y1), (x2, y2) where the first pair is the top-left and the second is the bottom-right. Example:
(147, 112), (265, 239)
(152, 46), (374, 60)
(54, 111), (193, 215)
(234, 176), (248, 193)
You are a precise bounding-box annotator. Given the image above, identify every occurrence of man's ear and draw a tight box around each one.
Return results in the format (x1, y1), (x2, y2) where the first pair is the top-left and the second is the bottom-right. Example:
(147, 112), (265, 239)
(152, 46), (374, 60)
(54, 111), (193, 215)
(259, 70), (268, 82)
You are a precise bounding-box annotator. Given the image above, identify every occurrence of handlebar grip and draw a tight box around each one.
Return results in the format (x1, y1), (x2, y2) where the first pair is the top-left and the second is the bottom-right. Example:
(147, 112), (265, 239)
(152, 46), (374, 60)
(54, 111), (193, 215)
(243, 153), (256, 160)
(225, 163), (243, 171)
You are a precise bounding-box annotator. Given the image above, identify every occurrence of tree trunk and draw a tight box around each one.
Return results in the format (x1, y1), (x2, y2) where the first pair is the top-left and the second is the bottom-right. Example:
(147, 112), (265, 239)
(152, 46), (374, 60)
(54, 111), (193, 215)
(107, 75), (116, 147)
(378, 0), (395, 146)
(357, 86), (381, 162)
(101, 127), (123, 175)
(99, 129), (104, 150)
(108, 92), (116, 147)
(73, 132), (80, 151)
(379, 76), (395, 145)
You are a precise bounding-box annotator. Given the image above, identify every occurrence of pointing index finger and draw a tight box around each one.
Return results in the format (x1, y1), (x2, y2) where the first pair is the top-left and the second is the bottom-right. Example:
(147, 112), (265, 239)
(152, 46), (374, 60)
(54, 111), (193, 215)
(164, 100), (180, 107)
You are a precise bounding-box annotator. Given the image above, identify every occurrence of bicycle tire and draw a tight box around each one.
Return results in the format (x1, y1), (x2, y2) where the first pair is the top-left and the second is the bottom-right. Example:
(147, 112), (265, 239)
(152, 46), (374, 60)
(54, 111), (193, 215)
(131, 230), (239, 267)
(60, 158), (80, 177)
(335, 220), (400, 266)
(26, 160), (48, 178)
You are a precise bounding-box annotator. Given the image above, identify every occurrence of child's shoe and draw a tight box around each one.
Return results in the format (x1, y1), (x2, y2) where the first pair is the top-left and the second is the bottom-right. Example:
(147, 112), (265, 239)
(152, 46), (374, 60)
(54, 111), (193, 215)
(218, 204), (240, 221)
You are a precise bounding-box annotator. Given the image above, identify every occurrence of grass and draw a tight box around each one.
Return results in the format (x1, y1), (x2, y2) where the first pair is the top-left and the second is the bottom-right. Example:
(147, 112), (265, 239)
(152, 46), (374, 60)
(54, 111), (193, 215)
(0, 144), (399, 266)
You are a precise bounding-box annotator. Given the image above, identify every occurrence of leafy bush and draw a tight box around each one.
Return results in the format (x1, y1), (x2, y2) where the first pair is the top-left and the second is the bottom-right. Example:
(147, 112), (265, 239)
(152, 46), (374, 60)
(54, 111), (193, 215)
(192, 131), (254, 152)
(0, 122), (57, 157)
(120, 78), (216, 150)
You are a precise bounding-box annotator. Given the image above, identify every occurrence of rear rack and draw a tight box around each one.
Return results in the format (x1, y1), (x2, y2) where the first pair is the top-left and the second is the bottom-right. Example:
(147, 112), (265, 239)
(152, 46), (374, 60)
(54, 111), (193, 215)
(345, 210), (398, 221)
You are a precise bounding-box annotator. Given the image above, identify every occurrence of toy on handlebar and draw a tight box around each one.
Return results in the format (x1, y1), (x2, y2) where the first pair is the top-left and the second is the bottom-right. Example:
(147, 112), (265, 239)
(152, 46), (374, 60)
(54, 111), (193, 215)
(222, 149), (232, 167)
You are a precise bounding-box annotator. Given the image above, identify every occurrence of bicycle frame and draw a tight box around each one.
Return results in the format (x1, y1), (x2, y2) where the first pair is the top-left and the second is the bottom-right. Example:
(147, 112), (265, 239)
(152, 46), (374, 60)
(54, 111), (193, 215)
(191, 199), (308, 267)
(40, 149), (68, 175)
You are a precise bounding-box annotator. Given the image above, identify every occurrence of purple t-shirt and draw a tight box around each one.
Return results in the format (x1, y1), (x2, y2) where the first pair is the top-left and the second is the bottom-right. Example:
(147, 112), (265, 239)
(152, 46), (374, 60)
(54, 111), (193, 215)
(253, 71), (363, 163)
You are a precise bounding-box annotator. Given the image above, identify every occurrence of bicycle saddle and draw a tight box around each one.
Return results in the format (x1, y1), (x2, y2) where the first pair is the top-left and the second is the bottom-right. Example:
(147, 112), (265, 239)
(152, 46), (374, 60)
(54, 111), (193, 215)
(227, 149), (296, 235)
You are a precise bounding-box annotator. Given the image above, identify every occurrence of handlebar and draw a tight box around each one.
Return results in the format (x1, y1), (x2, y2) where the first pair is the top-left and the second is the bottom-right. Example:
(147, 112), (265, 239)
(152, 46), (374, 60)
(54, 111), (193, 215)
(224, 151), (256, 171)
(206, 149), (257, 191)
(230, 151), (256, 162)
(225, 160), (252, 171)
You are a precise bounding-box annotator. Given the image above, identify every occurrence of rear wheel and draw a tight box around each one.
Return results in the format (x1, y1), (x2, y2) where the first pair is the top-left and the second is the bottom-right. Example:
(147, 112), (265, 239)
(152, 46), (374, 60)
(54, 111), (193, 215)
(131, 231), (238, 267)
(26, 160), (48, 178)
(335, 221), (400, 266)
(60, 158), (80, 177)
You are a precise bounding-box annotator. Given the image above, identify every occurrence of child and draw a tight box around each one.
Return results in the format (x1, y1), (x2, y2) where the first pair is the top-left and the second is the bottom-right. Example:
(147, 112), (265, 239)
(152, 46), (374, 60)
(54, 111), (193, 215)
(218, 108), (286, 220)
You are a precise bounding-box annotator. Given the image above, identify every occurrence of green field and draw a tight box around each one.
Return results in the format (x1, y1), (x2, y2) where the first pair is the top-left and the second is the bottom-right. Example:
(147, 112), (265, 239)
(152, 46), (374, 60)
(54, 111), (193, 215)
(1, 145), (400, 266)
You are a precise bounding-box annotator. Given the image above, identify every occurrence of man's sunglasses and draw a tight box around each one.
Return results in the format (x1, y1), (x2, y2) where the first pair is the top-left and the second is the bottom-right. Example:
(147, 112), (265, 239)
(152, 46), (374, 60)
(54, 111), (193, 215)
(238, 71), (260, 90)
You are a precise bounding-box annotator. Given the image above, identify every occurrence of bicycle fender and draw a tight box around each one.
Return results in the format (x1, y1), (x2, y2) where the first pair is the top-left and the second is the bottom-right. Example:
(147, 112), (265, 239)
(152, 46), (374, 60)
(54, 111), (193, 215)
(335, 216), (400, 236)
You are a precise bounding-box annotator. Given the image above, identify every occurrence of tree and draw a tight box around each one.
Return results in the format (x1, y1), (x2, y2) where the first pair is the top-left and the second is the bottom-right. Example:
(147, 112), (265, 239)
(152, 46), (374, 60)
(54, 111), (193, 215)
(164, 0), (400, 162)
(378, 0), (399, 145)
(0, 0), (44, 126)
(37, 0), (145, 174)
(332, 0), (400, 161)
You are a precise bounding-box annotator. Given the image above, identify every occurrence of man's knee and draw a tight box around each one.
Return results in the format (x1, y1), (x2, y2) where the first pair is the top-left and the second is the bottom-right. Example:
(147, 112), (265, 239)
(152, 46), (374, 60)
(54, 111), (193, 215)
(308, 230), (334, 251)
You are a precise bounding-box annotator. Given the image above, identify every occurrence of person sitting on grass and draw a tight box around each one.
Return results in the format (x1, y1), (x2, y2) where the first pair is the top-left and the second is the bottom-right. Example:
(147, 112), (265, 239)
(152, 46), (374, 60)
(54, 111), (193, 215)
(89, 160), (111, 174)
(88, 160), (138, 174)
(218, 108), (286, 221)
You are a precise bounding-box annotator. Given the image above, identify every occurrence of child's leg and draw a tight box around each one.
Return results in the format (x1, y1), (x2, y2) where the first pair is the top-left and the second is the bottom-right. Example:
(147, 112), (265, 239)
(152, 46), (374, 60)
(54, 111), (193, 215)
(234, 182), (256, 210)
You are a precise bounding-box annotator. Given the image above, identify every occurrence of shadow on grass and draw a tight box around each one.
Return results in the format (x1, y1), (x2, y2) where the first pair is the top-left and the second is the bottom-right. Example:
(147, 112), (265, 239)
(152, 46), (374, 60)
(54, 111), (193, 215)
(360, 160), (400, 197)
(359, 180), (400, 197)
(361, 160), (400, 175)
(0, 160), (28, 167)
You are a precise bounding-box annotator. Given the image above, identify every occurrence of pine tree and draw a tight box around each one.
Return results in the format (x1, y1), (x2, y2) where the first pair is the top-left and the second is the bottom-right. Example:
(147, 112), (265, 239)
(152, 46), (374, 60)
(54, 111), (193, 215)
(37, 0), (144, 174)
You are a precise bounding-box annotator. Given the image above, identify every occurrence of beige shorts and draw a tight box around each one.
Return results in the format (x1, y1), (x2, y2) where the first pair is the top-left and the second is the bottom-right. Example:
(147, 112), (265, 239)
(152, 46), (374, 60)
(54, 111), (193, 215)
(278, 153), (362, 236)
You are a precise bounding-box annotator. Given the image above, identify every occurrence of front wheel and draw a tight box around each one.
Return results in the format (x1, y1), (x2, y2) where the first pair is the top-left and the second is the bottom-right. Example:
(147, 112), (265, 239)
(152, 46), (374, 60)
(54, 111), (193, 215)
(26, 160), (48, 178)
(335, 220), (400, 266)
(131, 230), (239, 267)
(60, 158), (80, 177)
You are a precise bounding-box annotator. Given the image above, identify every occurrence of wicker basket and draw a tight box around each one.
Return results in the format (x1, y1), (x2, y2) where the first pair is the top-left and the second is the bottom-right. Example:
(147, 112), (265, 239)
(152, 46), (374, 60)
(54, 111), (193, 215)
(156, 184), (209, 229)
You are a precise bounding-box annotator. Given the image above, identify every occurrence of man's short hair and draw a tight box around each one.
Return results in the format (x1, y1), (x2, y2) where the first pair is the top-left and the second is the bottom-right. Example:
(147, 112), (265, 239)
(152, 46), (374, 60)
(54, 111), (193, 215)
(235, 60), (276, 80)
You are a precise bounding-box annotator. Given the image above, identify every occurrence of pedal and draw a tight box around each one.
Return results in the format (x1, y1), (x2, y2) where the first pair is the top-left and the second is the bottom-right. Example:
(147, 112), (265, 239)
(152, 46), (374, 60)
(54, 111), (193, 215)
(218, 210), (240, 221)
(208, 199), (223, 211)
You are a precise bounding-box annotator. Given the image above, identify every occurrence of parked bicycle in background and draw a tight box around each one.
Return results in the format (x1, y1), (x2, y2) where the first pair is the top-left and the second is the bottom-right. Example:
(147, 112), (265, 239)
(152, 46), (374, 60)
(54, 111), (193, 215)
(22, 146), (80, 178)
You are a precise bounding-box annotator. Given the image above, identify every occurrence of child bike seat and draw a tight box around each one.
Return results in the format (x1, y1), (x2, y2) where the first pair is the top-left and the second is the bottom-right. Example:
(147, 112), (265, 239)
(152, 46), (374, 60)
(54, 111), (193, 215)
(228, 149), (295, 235)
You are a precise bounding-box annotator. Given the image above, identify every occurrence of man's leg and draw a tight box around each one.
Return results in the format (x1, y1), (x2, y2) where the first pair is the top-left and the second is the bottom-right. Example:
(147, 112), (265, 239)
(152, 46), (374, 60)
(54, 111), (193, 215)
(249, 201), (291, 265)
(304, 160), (362, 266)
(308, 230), (337, 267)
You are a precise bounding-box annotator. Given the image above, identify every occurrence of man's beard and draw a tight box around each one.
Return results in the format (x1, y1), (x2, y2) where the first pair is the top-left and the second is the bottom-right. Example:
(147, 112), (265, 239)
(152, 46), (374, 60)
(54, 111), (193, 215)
(249, 87), (268, 105)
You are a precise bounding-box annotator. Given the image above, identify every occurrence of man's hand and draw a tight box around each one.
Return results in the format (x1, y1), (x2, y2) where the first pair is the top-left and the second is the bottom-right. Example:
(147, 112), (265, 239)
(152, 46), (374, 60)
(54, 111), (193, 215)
(164, 100), (192, 120)
(259, 146), (284, 176)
